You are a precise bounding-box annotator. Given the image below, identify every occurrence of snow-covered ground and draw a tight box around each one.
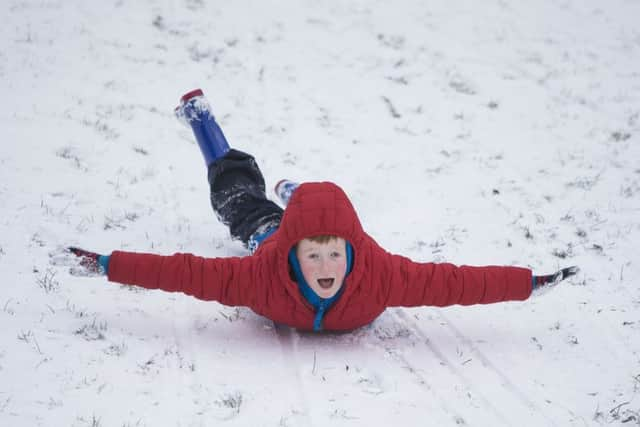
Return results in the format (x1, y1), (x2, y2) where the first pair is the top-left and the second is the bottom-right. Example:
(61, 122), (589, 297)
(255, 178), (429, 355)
(1, 0), (640, 425)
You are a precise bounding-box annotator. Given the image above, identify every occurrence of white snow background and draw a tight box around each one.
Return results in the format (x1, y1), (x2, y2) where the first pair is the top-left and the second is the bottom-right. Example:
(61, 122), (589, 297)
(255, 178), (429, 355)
(1, 0), (639, 426)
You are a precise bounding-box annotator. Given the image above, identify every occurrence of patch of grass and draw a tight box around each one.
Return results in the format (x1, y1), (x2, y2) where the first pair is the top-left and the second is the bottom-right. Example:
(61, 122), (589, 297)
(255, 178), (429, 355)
(36, 268), (60, 293)
(75, 318), (107, 341)
(216, 391), (243, 416)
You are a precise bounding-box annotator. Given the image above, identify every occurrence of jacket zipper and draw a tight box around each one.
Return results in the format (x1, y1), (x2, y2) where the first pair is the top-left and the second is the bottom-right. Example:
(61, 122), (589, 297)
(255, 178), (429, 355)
(314, 301), (328, 332)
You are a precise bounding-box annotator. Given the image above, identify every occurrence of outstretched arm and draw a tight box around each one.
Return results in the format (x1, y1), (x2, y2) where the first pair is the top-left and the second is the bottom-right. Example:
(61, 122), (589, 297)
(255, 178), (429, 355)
(61, 247), (256, 307)
(385, 256), (533, 307)
(383, 251), (578, 307)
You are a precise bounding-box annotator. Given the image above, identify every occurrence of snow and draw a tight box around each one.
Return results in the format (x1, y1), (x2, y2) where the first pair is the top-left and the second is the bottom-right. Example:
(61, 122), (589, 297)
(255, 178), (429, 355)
(1, 0), (639, 425)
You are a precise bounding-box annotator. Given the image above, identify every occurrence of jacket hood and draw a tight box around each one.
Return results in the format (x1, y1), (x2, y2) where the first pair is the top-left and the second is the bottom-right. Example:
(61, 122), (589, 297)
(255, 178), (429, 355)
(273, 181), (365, 256)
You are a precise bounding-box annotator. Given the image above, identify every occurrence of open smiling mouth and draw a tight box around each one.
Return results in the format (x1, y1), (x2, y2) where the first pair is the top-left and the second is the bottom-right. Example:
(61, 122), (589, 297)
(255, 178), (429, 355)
(317, 278), (334, 289)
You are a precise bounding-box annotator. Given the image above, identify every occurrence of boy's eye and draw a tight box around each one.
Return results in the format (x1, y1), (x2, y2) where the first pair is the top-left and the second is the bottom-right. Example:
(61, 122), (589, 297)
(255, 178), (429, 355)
(308, 253), (319, 260)
(331, 252), (342, 258)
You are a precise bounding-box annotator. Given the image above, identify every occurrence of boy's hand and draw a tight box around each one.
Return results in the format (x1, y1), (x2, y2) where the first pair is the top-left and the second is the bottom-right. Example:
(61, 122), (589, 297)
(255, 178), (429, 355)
(49, 246), (110, 276)
(531, 266), (579, 296)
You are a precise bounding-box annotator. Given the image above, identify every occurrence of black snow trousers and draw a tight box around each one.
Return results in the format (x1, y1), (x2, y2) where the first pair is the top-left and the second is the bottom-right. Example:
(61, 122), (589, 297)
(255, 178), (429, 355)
(207, 149), (283, 245)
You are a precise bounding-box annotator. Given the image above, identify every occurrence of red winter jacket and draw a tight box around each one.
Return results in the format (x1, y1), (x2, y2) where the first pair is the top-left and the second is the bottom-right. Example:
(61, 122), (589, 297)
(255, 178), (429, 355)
(108, 182), (532, 331)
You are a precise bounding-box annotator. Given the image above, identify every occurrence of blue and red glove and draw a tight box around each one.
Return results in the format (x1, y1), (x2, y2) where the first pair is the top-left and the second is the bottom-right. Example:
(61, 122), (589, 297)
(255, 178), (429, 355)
(67, 247), (110, 276)
(531, 266), (579, 296)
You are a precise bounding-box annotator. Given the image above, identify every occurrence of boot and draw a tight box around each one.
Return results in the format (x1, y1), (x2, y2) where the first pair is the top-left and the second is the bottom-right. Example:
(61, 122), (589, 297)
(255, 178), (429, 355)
(274, 179), (299, 206)
(175, 89), (230, 166)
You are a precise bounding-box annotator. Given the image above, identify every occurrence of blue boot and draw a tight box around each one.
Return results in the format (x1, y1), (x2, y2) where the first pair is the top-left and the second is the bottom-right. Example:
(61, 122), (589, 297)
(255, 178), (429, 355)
(175, 89), (230, 166)
(274, 179), (299, 206)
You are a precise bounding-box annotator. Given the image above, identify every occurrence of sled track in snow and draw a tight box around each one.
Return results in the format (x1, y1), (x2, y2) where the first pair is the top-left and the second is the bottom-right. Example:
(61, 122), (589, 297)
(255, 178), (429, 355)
(393, 309), (557, 426)
(276, 322), (469, 426)
(391, 309), (511, 426)
(275, 324), (314, 427)
(273, 311), (555, 426)
(436, 311), (552, 420)
(380, 332), (469, 425)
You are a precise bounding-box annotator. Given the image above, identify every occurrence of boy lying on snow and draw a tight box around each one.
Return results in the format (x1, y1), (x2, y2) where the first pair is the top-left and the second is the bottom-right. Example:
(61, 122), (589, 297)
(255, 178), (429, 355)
(64, 90), (578, 332)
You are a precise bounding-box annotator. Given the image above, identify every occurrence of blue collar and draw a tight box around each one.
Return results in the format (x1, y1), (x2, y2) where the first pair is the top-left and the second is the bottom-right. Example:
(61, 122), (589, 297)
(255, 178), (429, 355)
(288, 242), (354, 330)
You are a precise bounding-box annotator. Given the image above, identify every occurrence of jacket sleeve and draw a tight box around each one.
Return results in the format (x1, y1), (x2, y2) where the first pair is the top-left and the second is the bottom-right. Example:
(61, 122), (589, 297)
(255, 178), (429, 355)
(107, 250), (256, 307)
(382, 251), (532, 307)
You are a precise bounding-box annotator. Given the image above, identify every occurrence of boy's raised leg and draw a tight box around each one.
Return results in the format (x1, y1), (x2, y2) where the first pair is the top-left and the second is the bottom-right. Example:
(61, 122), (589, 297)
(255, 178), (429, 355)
(176, 89), (283, 247)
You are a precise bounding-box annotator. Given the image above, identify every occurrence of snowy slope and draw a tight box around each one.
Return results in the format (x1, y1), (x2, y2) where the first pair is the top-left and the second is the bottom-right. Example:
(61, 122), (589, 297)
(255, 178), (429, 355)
(1, 0), (639, 425)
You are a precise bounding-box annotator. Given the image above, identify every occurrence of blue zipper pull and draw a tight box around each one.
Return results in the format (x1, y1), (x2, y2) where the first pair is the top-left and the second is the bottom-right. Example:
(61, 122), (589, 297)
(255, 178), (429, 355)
(313, 303), (326, 331)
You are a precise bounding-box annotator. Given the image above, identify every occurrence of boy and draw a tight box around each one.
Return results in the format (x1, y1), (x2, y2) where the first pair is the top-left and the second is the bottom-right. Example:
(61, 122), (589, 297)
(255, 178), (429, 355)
(64, 89), (578, 332)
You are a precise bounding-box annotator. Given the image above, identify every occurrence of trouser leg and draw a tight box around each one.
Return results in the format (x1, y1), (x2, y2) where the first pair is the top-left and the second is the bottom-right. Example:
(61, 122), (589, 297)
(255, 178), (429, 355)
(208, 149), (283, 245)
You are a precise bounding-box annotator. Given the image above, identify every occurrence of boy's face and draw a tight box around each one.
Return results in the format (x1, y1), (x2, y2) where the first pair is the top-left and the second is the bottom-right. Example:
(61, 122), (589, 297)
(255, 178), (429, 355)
(296, 237), (347, 299)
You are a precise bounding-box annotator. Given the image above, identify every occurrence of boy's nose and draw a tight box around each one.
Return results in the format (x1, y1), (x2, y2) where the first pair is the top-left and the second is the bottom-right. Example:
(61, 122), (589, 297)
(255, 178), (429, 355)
(319, 259), (331, 275)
